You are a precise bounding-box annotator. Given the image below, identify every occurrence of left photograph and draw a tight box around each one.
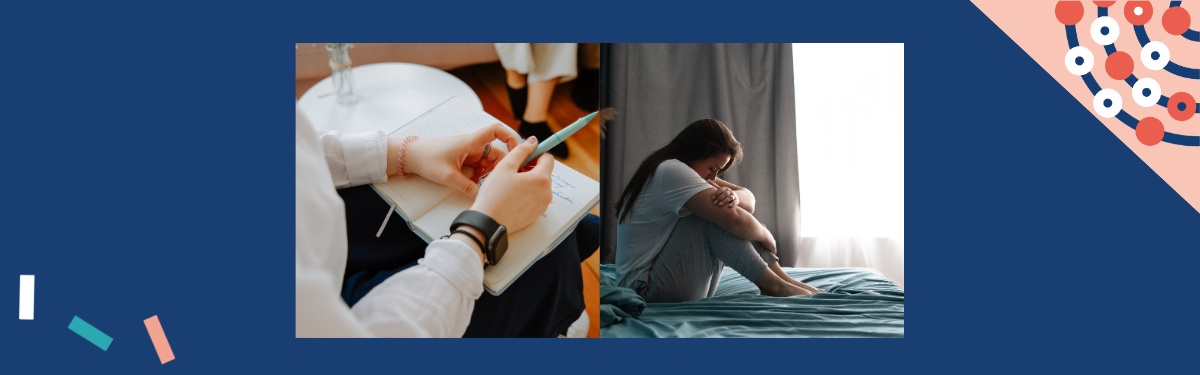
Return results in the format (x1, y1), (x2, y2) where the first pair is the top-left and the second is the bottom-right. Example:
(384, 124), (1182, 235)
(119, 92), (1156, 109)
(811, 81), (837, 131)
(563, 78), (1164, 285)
(294, 43), (602, 338)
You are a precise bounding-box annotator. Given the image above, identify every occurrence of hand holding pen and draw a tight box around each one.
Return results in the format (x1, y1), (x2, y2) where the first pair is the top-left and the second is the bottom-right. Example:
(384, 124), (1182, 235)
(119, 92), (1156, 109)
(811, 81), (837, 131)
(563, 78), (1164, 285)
(470, 136), (556, 233)
(478, 110), (599, 185)
(396, 122), (522, 199)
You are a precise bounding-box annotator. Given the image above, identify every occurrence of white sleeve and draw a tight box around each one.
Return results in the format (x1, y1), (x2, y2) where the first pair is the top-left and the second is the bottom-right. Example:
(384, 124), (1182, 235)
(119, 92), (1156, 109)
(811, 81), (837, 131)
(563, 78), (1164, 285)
(349, 239), (485, 338)
(316, 130), (389, 189)
(297, 108), (372, 338)
(297, 107), (481, 338)
(654, 160), (713, 217)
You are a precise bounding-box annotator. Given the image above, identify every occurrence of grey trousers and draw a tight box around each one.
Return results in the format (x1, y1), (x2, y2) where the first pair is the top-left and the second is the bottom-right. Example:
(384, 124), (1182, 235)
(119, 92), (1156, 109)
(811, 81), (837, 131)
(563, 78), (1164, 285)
(642, 215), (779, 303)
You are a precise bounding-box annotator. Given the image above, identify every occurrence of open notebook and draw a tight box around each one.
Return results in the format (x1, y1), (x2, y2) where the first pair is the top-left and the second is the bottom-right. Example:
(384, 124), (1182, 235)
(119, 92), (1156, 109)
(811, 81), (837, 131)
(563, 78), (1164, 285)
(369, 97), (599, 295)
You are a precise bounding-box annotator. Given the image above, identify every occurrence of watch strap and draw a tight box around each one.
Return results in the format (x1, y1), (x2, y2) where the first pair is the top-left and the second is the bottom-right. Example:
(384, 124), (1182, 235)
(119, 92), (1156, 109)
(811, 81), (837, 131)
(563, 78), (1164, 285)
(450, 210), (501, 238)
(451, 210), (503, 265)
(450, 229), (487, 266)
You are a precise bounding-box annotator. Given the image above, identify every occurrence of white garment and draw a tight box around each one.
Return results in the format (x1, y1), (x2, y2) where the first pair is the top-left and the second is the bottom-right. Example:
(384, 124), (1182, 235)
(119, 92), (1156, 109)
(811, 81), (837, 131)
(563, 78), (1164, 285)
(316, 129), (388, 189)
(295, 108), (484, 338)
(614, 159), (710, 289)
(494, 43), (578, 84)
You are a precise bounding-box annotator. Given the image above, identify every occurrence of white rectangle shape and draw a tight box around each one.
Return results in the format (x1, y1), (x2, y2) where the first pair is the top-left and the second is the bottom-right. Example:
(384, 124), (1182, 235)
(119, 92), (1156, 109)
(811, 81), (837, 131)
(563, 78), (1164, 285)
(19, 275), (34, 320)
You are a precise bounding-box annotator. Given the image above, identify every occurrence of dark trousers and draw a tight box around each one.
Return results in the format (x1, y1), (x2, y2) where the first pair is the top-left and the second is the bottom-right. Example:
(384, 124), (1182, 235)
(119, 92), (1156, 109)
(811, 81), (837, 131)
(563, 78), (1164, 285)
(336, 186), (599, 338)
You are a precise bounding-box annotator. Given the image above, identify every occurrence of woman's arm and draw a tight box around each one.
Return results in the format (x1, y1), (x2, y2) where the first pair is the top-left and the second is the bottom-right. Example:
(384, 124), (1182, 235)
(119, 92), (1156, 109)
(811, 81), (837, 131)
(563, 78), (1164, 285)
(710, 178), (756, 213)
(683, 188), (776, 253)
(315, 122), (520, 194)
(345, 136), (554, 337)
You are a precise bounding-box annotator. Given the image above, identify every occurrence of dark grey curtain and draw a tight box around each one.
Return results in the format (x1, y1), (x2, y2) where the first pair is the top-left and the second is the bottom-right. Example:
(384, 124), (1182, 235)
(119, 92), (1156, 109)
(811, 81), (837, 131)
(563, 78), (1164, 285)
(599, 43), (801, 267)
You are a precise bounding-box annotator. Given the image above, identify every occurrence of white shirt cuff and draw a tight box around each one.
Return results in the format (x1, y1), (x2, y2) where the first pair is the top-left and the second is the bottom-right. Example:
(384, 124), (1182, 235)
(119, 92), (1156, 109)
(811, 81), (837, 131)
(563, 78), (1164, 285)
(341, 130), (388, 186)
(421, 240), (485, 299)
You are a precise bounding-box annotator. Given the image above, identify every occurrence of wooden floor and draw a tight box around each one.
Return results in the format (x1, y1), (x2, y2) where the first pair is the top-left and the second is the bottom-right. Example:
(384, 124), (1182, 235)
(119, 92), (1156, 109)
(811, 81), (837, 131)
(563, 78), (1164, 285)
(296, 62), (602, 338)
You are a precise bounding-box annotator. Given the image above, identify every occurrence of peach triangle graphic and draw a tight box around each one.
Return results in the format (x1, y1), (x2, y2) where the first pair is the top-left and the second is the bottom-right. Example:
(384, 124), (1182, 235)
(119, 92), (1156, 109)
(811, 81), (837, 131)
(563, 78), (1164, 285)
(973, 0), (1199, 214)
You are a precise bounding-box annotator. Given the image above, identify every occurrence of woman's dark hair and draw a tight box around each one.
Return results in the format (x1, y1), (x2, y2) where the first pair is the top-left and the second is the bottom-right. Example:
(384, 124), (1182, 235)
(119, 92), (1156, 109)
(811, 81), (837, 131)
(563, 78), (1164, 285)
(615, 118), (742, 223)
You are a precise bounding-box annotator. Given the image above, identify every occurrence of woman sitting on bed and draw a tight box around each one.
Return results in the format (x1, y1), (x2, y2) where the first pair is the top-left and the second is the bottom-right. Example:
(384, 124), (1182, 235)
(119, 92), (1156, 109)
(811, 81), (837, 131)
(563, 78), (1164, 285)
(614, 119), (823, 303)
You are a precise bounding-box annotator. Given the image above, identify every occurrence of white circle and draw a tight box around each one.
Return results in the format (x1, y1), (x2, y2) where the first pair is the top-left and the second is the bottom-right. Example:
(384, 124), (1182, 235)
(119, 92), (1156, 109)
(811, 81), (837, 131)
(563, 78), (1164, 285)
(1132, 78), (1161, 107)
(1141, 41), (1170, 70)
(1093, 89), (1123, 118)
(1065, 46), (1094, 75)
(1134, 7), (1143, 16)
(1091, 17), (1120, 46)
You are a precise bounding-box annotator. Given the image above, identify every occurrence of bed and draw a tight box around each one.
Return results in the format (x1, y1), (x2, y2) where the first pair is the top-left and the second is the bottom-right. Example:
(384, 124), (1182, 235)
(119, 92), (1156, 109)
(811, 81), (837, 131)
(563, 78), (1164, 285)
(599, 264), (904, 338)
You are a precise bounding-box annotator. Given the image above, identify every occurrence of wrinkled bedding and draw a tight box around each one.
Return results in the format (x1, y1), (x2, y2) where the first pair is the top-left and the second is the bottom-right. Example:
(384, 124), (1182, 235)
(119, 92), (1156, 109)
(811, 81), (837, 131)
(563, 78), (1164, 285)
(599, 264), (904, 338)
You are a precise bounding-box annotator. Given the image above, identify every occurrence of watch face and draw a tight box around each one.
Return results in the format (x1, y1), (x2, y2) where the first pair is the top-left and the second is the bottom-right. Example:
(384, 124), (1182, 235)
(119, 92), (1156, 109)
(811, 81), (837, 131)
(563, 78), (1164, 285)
(489, 225), (508, 265)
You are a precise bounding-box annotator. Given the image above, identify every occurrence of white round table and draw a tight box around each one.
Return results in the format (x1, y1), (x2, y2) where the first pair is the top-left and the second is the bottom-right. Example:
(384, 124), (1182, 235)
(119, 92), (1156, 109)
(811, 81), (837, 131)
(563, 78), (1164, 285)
(297, 62), (483, 135)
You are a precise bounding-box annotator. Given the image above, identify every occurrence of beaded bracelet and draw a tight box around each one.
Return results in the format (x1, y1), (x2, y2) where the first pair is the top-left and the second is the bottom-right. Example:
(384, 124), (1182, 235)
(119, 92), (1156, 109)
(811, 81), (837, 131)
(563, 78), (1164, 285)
(396, 135), (421, 179)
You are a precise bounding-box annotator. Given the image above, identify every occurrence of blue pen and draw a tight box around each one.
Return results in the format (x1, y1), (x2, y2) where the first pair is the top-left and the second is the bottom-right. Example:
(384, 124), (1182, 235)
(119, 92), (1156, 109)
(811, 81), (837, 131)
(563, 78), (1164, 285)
(521, 111), (597, 168)
(478, 111), (602, 187)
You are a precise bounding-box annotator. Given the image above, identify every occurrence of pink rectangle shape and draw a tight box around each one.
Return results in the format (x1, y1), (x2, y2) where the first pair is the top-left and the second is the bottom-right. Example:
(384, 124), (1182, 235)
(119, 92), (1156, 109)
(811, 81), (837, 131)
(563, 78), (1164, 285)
(143, 315), (175, 364)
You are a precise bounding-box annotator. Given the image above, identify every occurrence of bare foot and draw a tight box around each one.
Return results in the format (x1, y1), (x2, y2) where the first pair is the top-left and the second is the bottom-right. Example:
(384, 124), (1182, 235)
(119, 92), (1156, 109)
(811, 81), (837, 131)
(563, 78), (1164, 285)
(783, 276), (823, 294)
(761, 282), (815, 297)
(767, 262), (824, 294)
(755, 267), (817, 297)
(783, 284), (816, 296)
(796, 282), (824, 294)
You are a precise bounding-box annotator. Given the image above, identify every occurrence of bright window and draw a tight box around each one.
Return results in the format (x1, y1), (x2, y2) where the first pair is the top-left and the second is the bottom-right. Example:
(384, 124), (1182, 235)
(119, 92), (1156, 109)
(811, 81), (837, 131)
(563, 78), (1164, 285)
(793, 43), (904, 238)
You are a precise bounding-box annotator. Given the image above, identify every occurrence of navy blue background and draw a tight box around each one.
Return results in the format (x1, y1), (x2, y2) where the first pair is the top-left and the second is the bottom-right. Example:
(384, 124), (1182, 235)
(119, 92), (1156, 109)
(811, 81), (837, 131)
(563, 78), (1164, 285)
(3, 1), (1197, 373)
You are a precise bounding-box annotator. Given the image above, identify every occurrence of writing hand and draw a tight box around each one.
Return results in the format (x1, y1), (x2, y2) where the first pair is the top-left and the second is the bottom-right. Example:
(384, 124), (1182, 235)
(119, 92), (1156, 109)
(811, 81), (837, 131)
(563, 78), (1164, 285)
(470, 136), (555, 233)
(403, 123), (521, 199)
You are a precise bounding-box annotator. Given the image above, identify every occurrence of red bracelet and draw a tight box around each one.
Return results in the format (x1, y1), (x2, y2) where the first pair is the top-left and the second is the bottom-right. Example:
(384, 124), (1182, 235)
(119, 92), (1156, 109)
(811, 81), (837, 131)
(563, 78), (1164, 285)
(396, 135), (421, 179)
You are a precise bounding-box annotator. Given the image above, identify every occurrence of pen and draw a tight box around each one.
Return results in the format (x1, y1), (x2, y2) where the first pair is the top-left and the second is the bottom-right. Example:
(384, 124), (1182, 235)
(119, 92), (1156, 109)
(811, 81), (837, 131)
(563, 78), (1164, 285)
(521, 111), (598, 168)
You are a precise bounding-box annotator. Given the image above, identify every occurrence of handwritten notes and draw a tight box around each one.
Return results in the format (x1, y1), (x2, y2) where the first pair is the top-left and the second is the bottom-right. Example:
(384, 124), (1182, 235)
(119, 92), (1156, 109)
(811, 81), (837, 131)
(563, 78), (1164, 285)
(544, 169), (586, 217)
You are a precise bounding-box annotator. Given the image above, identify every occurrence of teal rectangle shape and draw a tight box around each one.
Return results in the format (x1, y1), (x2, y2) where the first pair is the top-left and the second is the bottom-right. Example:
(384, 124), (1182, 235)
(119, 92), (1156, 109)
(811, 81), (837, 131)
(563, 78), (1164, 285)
(68, 316), (113, 351)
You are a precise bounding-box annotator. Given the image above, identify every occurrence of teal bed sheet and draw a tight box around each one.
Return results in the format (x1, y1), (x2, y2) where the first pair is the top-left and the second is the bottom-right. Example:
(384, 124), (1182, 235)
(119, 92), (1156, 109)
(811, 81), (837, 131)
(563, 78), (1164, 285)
(599, 264), (904, 338)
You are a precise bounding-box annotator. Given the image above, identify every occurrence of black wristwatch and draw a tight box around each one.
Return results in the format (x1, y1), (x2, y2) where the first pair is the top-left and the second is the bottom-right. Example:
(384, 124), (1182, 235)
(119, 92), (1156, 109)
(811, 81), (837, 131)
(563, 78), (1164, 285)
(450, 210), (508, 268)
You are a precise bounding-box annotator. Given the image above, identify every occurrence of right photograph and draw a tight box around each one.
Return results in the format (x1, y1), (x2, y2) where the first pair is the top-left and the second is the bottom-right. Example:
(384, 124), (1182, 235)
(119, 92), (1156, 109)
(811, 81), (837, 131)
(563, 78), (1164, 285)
(598, 43), (905, 338)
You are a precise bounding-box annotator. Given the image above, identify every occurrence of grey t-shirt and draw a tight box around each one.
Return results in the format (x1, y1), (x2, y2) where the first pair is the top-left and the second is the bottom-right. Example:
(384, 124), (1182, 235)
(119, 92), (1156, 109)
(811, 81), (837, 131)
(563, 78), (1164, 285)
(614, 159), (712, 290)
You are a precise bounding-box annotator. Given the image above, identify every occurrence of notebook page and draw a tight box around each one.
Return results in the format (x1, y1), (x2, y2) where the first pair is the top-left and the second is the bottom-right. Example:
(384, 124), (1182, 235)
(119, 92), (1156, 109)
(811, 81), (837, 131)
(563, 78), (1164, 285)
(485, 164), (599, 289)
(374, 175), (454, 221)
(412, 160), (599, 291)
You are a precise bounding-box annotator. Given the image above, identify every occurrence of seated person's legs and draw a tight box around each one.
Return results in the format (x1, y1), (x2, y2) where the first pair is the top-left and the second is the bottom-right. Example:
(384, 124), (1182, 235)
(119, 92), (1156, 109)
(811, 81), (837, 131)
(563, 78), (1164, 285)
(766, 259), (824, 294)
(340, 189), (596, 337)
(646, 215), (814, 303)
(463, 227), (583, 338)
(465, 213), (597, 338)
(708, 225), (815, 297)
(575, 213), (600, 260)
(644, 215), (728, 303)
(339, 186), (428, 278)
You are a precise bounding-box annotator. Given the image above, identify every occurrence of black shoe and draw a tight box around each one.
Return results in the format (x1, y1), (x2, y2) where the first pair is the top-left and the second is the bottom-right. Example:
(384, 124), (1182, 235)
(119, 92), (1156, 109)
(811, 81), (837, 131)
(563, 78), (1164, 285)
(519, 120), (569, 159)
(571, 68), (599, 112)
(506, 85), (527, 121)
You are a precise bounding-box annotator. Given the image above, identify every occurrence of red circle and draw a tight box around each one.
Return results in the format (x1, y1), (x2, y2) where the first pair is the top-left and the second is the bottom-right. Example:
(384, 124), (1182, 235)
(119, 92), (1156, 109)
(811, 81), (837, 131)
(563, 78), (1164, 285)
(1125, 1), (1154, 26)
(1056, 1), (1084, 25)
(1167, 92), (1195, 121)
(1162, 7), (1191, 36)
(1136, 117), (1164, 146)
(1093, 1), (1115, 7)
(1104, 51), (1134, 80)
